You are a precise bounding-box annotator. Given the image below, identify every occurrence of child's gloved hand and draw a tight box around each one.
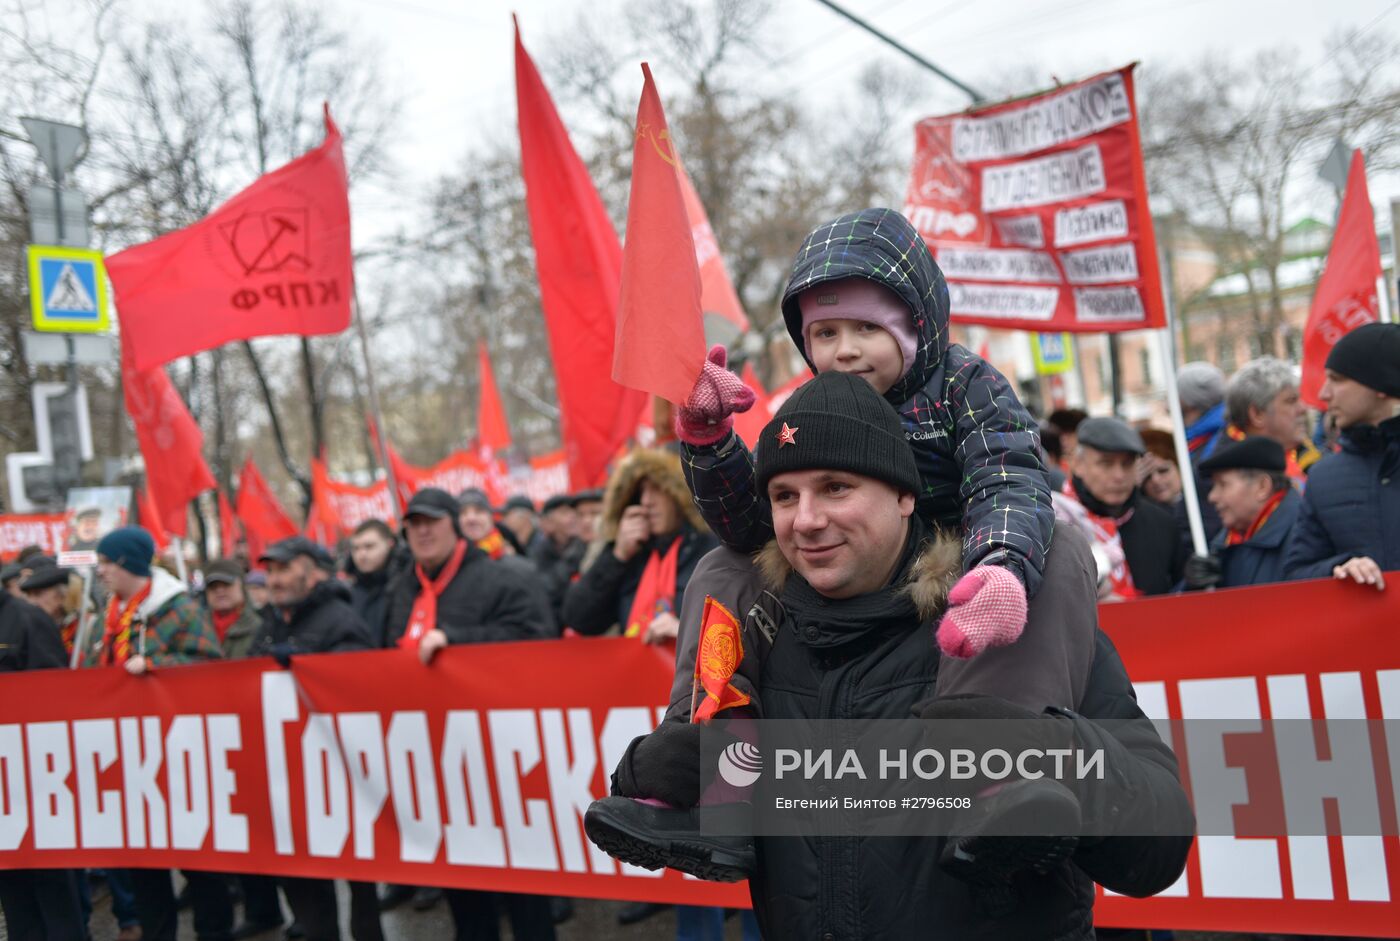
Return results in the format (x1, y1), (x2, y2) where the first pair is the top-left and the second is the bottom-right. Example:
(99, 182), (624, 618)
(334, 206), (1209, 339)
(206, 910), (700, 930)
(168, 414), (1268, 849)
(673, 344), (756, 446)
(612, 721), (704, 807)
(935, 565), (1028, 659)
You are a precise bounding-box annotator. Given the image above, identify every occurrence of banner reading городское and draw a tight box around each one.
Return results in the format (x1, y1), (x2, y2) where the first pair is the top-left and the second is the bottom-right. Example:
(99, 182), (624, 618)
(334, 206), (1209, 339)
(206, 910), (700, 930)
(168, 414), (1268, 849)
(903, 65), (1166, 334)
(1, 578), (1398, 936)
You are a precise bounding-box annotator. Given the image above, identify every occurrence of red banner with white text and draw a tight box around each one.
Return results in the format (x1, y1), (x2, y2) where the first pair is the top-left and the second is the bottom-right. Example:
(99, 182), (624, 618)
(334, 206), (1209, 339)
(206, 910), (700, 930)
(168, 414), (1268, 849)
(2, 577), (1398, 936)
(903, 65), (1165, 333)
(0, 513), (67, 561)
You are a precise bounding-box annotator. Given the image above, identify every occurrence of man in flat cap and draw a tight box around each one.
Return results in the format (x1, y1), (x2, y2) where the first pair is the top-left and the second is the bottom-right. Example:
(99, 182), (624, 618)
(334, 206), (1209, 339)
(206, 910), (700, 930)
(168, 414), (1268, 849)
(1286, 322), (1400, 588)
(1186, 437), (1302, 590)
(1061, 417), (1189, 597)
(202, 558), (263, 658)
(250, 535), (382, 941)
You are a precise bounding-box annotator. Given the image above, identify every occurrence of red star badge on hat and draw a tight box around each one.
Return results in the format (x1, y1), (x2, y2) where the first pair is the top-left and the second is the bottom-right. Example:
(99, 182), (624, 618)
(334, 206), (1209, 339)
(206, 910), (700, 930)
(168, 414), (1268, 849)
(777, 422), (798, 447)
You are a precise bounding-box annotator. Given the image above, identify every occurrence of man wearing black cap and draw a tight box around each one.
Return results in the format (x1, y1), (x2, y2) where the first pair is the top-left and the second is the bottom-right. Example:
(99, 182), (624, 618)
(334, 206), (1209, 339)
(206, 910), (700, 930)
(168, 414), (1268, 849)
(0, 571), (85, 939)
(1285, 322), (1400, 588)
(1064, 416), (1190, 597)
(252, 536), (374, 660)
(572, 488), (603, 543)
(19, 558), (78, 650)
(1185, 437), (1302, 590)
(384, 488), (555, 939)
(531, 493), (585, 622)
(589, 372), (1192, 940)
(500, 494), (543, 555)
(250, 536), (382, 941)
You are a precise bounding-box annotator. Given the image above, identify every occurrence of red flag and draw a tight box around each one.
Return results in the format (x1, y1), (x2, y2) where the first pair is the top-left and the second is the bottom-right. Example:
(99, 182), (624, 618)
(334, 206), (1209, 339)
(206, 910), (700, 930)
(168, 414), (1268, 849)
(691, 595), (751, 723)
(515, 22), (647, 488)
(235, 456), (298, 562)
(677, 162), (749, 333)
(217, 490), (239, 558)
(1301, 150), (1383, 408)
(137, 487), (171, 553)
(614, 64), (707, 405)
(107, 105), (352, 371)
(121, 340), (216, 537)
(476, 342), (512, 454)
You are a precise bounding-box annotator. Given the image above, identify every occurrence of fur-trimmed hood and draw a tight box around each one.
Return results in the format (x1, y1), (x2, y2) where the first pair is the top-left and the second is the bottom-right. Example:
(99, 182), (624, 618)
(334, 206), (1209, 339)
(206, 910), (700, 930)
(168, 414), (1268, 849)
(754, 528), (962, 621)
(598, 448), (708, 543)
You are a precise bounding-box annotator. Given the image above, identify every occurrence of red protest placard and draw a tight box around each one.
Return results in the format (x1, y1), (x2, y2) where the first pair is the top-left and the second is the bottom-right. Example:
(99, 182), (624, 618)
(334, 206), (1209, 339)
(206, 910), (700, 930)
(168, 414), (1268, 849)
(903, 65), (1165, 333)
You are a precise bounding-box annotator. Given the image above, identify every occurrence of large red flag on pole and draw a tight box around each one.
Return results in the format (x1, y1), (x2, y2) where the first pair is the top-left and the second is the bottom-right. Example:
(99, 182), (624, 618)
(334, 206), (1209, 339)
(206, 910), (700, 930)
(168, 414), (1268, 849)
(1300, 150), (1383, 408)
(476, 341), (512, 454)
(121, 341), (217, 537)
(614, 64), (706, 405)
(515, 21), (647, 488)
(107, 105), (352, 371)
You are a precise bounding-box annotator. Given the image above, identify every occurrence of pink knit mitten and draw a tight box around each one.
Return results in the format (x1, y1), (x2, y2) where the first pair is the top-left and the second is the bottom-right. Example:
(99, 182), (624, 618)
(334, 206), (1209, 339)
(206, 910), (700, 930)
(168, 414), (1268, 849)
(935, 565), (1028, 659)
(673, 344), (756, 446)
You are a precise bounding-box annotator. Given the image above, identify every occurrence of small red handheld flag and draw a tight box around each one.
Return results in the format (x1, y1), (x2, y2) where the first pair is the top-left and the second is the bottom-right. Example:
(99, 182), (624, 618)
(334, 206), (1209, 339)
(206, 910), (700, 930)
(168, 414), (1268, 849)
(691, 595), (751, 724)
(108, 105), (352, 371)
(1300, 150), (1383, 408)
(613, 64), (707, 406)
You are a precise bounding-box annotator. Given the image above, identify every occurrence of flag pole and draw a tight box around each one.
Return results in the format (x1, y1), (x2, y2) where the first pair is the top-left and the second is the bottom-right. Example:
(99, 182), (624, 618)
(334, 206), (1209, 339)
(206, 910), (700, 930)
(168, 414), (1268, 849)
(351, 286), (399, 524)
(1157, 248), (1209, 557)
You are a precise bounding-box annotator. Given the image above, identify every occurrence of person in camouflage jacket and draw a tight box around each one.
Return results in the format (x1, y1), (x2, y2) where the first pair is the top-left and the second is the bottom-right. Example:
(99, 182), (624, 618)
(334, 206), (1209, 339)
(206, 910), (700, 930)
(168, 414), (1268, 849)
(81, 527), (223, 670)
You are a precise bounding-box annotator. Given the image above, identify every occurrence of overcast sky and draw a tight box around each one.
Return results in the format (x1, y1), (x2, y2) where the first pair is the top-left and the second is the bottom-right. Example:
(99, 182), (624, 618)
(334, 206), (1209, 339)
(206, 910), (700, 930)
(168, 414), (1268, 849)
(343, 0), (1400, 232)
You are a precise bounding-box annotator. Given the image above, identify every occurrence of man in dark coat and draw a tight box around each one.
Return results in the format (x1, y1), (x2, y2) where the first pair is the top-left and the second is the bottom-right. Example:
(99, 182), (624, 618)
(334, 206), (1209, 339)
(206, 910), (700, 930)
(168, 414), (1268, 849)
(1186, 437), (1302, 590)
(1065, 417), (1190, 597)
(252, 536), (382, 941)
(1285, 322), (1400, 587)
(0, 590), (86, 940)
(386, 488), (555, 940)
(530, 494), (586, 623)
(346, 518), (407, 647)
(589, 373), (1193, 940)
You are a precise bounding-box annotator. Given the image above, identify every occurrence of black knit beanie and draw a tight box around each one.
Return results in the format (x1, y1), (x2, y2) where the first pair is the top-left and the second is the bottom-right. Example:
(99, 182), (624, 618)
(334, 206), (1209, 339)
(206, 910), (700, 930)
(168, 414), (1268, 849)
(1325, 322), (1400, 399)
(755, 371), (920, 495)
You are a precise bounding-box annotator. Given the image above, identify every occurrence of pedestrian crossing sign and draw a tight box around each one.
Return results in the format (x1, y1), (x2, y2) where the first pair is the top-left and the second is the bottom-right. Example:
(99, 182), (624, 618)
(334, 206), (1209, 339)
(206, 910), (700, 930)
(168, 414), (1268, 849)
(27, 244), (110, 334)
(1032, 332), (1075, 376)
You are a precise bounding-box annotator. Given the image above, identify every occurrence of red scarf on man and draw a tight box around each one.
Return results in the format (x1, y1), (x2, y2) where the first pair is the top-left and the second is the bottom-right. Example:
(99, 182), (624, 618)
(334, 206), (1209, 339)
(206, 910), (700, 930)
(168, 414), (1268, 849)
(211, 606), (242, 642)
(1061, 479), (1141, 600)
(624, 538), (681, 639)
(1225, 489), (1287, 547)
(398, 539), (470, 651)
(101, 581), (152, 666)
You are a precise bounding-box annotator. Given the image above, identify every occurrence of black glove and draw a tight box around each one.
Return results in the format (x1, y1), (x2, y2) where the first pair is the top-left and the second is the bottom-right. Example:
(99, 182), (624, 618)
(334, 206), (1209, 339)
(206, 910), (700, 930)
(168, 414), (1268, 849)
(611, 720), (705, 808)
(1183, 553), (1223, 591)
(269, 642), (295, 670)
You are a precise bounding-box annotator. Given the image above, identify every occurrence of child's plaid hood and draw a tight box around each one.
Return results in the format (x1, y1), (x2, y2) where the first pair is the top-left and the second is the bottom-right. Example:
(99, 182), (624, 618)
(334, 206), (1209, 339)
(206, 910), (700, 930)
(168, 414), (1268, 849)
(779, 207), (949, 406)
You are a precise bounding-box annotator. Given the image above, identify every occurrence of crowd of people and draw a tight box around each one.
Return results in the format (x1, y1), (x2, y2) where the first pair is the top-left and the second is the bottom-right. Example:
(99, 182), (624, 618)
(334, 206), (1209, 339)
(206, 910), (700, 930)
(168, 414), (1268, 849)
(1, 206), (1397, 941)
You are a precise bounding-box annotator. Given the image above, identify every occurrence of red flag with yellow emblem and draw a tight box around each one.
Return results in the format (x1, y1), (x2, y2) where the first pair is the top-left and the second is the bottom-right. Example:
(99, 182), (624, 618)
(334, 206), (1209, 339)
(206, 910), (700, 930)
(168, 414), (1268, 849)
(691, 595), (751, 723)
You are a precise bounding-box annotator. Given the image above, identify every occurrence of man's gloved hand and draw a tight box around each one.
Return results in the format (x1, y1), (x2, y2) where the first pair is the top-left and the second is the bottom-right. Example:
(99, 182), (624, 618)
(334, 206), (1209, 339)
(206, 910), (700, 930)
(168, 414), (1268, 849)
(612, 721), (705, 808)
(673, 345), (756, 446)
(269, 642), (295, 670)
(1183, 553), (1223, 591)
(935, 565), (1027, 659)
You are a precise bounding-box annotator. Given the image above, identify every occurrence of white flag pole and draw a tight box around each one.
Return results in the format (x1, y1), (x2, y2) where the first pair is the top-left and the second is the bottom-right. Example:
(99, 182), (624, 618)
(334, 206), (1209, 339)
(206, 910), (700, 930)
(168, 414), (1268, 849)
(1157, 248), (1210, 557)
